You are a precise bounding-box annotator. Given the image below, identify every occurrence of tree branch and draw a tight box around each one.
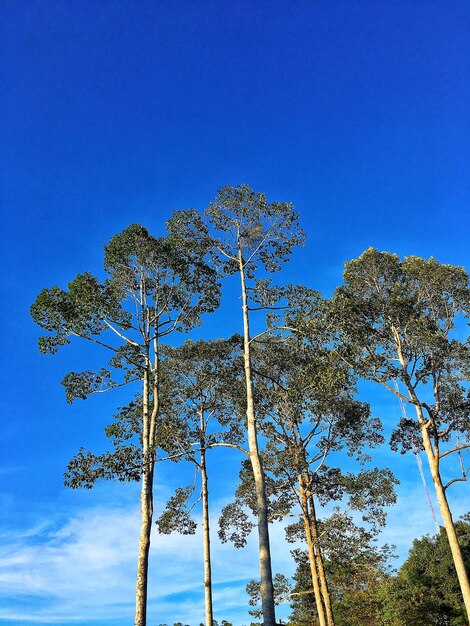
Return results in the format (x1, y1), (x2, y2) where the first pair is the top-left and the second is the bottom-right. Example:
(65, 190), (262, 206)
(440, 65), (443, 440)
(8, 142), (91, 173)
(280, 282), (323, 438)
(208, 442), (249, 456)
(439, 443), (470, 460)
(103, 319), (140, 346)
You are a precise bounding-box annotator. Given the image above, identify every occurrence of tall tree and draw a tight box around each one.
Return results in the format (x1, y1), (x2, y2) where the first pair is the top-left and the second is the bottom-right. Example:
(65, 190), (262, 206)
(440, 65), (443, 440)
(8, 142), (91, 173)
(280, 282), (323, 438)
(205, 184), (305, 626)
(221, 327), (396, 626)
(330, 248), (470, 619)
(31, 216), (220, 626)
(254, 332), (396, 626)
(156, 337), (245, 626)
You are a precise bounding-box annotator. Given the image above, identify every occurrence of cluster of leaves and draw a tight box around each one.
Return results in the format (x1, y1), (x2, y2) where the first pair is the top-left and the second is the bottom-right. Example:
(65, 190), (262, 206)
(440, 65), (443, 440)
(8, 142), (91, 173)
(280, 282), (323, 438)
(286, 515), (470, 626)
(380, 516), (470, 626)
(330, 248), (470, 458)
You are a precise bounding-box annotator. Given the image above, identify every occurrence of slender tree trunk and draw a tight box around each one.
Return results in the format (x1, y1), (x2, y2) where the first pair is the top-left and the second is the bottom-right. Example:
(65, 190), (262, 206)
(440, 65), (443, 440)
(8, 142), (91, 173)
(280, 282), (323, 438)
(135, 365), (154, 626)
(135, 459), (155, 626)
(135, 345), (160, 626)
(396, 336), (470, 622)
(298, 475), (327, 626)
(239, 255), (276, 626)
(297, 444), (335, 626)
(307, 491), (335, 626)
(418, 410), (470, 620)
(200, 423), (214, 626)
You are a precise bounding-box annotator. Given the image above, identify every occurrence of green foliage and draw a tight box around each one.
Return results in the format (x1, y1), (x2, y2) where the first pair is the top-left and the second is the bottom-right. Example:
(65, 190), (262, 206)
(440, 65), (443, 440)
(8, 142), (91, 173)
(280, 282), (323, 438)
(61, 368), (116, 403)
(218, 328), (398, 571)
(246, 573), (292, 618)
(218, 500), (255, 548)
(287, 550), (319, 626)
(329, 248), (470, 623)
(206, 183), (305, 277)
(32, 216), (220, 359)
(380, 518), (470, 626)
(156, 486), (198, 535)
(254, 331), (397, 526)
(161, 335), (245, 447)
(287, 515), (470, 626)
(156, 336), (246, 539)
(217, 456), (296, 548)
(331, 248), (470, 457)
(64, 445), (142, 488)
(31, 214), (221, 489)
(33, 202), (470, 626)
(288, 522), (395, 626)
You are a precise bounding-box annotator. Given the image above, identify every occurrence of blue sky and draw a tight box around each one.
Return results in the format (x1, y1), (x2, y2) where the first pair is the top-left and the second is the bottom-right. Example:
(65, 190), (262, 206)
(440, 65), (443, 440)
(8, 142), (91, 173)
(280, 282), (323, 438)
(1, 1), (469, 624)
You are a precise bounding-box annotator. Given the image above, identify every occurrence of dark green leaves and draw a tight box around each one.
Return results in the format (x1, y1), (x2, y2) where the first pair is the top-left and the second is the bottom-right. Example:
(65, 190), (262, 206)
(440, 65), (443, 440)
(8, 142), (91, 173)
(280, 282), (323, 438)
(381, 517), (470, 625)
(64, 445), (142, 488)
(156, 487), (197, 535)
(332, 248), (470, 383)
(62, 368), (115, 403)
(218, 501), (255, 548)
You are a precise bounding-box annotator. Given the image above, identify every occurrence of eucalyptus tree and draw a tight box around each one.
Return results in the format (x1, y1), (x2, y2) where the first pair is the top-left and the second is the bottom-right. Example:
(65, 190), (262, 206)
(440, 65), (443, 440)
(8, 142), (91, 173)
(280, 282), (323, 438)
(205, 184), (305, 626)
(220, 319), (396, 626)
(288, 520), (395, 626)
(156, 337), (246, 626)
(30, 216), (220, 626)
(330, 248), (470, 618)
(253, 328), (396, 626)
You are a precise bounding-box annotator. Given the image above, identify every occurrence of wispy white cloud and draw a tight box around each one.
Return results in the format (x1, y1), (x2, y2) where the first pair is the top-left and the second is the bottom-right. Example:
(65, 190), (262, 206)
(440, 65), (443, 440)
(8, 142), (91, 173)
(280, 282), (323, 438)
(0, 495), (297, 625)
(1, 475), (467, 625)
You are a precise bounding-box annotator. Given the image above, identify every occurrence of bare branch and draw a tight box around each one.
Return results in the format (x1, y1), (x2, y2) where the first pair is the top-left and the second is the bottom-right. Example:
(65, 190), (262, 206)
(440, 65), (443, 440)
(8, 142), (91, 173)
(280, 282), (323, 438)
(249, 326), (297, 345)
(439, 443), (470, 460)
(208, 442), (249, 456)
(71, 332), (120, 354)
(216, 244), (238, 262)
(103, 319), (140, 346)
(277, 589), (315, 604)
(444, 473), (469, 491)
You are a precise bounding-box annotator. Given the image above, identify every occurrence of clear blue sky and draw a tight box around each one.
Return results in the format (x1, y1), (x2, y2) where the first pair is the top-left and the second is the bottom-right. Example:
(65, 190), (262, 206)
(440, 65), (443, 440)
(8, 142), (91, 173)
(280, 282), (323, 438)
(1, 1), (469, 624)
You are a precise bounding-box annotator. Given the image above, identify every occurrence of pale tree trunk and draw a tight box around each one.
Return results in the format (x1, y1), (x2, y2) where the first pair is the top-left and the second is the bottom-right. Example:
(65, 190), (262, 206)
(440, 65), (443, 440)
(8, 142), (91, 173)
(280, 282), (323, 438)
(135, 338), (160, 626)
(239, 255), (276, 626)
(200, 419), (214, 626)
(298, 444), (335, 625)
(395, 334), (470, 622)
(135, 460), (154, 626)
(417, 405), (470, 621)
(298, 475), (327, 626)
(307, 491), (335, 626)
(135, 365), (154, 626)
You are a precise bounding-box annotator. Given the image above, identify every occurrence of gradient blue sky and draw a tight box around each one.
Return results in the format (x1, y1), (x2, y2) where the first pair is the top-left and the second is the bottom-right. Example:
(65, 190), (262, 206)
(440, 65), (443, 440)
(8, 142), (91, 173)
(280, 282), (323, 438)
(1, 1), (469, 624)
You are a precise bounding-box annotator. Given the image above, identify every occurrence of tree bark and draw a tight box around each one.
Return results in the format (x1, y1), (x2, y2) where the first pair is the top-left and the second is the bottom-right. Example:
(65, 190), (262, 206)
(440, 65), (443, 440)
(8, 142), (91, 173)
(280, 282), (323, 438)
(239, 255), (276, 626)
(297, 442), (335, 626)
(396, 335), (470, 622)
(307, 491), (335, 626)
(135, 348), (159, 626)
(135, 460), (154, 626)
(200, 425), (214, 626)
(418, 408), (470, 621)
(298, 475), (327, 626)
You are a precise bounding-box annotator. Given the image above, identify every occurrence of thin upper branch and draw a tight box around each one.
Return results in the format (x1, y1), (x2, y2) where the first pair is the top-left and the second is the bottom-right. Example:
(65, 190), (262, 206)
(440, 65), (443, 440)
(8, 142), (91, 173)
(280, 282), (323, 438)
(208, 442), (249, 456)
(103, 320), (140, 346)
(438, 442), (470, 460)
